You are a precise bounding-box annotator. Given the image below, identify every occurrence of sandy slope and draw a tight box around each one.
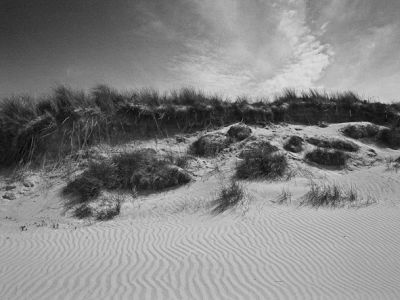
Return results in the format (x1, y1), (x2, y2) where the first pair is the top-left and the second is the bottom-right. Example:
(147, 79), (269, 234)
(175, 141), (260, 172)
(1, 122), (400, 300)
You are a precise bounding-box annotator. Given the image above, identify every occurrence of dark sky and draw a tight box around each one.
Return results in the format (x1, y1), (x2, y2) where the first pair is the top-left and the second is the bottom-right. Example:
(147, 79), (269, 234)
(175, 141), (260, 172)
(1, 0), (400, 101)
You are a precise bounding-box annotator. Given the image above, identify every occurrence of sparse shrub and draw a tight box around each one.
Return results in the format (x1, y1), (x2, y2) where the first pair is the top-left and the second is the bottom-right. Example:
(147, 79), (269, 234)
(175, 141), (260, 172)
(283, 136), (304, 153)
(190, 133), (231, 156)
(239, 139), (278, 158)
(342, 124), (379, 139)
(113, 151), (191, 191)
(174, 154), (192, 169)
(63, 176), (102, 204)
(377, 127), (400, 149)
(63, 149), (191, 211)
(300, 183), (359, 208)
(236, 148), (288, 179)
(212, 181), (245, 213)
(305, 148), (347, 167)
(73, 204), (93, 219)
(96, 200), (121, 221)
(226, 123), (252, 141)
(306, 137), (359, 152)
(274, 189), (292, 204)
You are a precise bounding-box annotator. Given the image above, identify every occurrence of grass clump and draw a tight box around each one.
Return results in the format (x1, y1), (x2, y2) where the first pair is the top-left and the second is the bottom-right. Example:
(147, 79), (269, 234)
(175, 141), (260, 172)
(212, 181), (245, 214)
(305, 148), (348, 167)
(238, 139), (279, 158)
(190, 133), (231, 157)
(236, 147), (288, 179)
(96, 200), (121, 221)
(63, 149), (191, 217)
(342, 123), (400, 149)
(274, 189), (292, 205)
(283, 136), (304, 153)
(306, 137), (359, 152)
(73, 204), (94, 219)
(342, 124), (379, 139)
(300, 183), (359, 208)
(63, 176), (103, 205)
(226, 123), (252, 141)
(376, 127), (400, 149)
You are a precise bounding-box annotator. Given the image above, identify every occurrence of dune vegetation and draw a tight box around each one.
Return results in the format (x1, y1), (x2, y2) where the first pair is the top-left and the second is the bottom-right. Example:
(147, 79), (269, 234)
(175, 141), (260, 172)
(1, 86), (400, 168)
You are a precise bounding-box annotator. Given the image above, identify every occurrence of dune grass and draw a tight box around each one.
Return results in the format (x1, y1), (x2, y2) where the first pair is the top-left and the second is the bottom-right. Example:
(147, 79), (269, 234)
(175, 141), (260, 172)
(212, 181), (245, 214)
(283, 136), (304, 153)
(63, 149), (191, 217)
(300, 183), (359, 208)
(342, 124), (380, 139)
(306, 137), (359, 152)
(189, 133), (232, 157)
(236, 147), (288, 179)
(1, 86), (399, 167)
(305, 148), (348, 167)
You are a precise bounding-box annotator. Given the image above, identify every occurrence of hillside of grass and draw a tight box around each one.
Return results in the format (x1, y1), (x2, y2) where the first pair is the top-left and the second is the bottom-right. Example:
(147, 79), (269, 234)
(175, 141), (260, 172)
(1, 85), (399, 167)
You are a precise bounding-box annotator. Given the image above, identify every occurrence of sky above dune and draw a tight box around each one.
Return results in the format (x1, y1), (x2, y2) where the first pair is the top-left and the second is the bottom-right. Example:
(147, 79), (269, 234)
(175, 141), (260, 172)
(1, 0), (400, 101)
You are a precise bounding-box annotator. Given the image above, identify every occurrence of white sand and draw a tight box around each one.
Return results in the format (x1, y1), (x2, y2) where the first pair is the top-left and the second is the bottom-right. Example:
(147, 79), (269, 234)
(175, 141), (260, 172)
(1, 122), (400, 299)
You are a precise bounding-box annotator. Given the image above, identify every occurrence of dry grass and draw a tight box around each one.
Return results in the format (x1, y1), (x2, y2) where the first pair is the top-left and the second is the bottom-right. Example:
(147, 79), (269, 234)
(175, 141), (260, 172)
(236, 147), (288, 180)
(212, 181), (245, 214)
(189, 133), (231, 157)
(305, 148), (348, 167)
(63, 149), (191, 218)
(2, 86), (399, 168)
(283, 136), (304, 153)
(342, 124), (380, 139)
(274, 189), (292, 205)
(300, 183), (359, 208)
(306, 137), (359, 152)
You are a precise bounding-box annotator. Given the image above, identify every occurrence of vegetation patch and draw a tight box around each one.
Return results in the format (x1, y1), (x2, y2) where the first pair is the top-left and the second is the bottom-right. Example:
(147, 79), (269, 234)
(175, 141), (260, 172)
(236, 147), (288, 179)
(2, 86), (400, 167)
(238, 139), (279, 158)
(73, 204), (94, 219)
(376, 127), (400, 149)
(226, 123), (252, 141)
(274, 189), (292, 205)
(300, 183), (360, 208)
(306, 137), (359, 152)
(96, 200), (121, 221)
(63, 149), (191, 218)
(342, 123), (379, 139)
(212, 181), (245, 214)
(305, 148), (348, 167)
(283, 136), (304, 153)
(190, 133), (232, 157)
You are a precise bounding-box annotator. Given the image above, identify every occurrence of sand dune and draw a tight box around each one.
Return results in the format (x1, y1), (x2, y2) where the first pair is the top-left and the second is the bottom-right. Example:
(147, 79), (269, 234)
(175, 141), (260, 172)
(2, 205), (400, 299)
(2, 122), (400, 299)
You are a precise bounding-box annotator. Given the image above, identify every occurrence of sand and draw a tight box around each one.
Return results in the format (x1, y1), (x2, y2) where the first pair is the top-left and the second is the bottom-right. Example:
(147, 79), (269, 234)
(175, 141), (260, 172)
(1, 122), (400, 299)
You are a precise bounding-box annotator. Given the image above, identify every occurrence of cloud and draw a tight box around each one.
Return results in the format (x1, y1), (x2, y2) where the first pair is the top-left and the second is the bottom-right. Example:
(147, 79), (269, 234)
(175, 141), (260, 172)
(257, 7), (332, 94)
(167, 0), (332, 97)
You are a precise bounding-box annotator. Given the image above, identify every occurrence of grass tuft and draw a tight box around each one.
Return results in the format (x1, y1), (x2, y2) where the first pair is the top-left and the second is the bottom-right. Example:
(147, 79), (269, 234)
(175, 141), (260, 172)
(236, 147), (288, 179)
(190, 133), (231, 157)
(96, 200), (121, 221)
(305, 148), (348, 167)
(63, 149), (191, 213)
(342, 124), (379, 139)
(212, 181), (245, 214)
(300, 183), (359, 208)
(306, 137), (359, 152)
(283, 136), (304, 153)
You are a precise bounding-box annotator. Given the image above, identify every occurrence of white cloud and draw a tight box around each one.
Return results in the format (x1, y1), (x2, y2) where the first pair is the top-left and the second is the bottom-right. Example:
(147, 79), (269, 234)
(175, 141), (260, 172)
(168, 0), (332, 97)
